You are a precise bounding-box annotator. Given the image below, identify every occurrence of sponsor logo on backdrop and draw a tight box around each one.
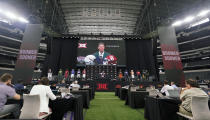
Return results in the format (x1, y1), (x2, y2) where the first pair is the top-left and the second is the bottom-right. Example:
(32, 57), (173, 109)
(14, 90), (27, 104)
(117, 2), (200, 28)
(18, 49), (37, 60)
(161, 44), (183, 70)
(96, 83), (108, 90)
(106, 45), (120, 48)
(78, 43), (87, 48)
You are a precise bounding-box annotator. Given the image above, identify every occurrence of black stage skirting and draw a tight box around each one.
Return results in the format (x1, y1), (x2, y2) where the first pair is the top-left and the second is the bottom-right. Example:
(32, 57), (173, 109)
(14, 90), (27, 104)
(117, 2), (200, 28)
(79, 80), (159, 91)
(49, 95), (83, 120)
(144, 96), (210, 120)
(71, 90), (90, 109)
(125, 91), (149, 108)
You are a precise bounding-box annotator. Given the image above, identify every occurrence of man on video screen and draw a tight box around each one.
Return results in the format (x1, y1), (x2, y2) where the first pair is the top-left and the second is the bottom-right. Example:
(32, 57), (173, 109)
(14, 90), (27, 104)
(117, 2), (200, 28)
(93, 42), (110, 64)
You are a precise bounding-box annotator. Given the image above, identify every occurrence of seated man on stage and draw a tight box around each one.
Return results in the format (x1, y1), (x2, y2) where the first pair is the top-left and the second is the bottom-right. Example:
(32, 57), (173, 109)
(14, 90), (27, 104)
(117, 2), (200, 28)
(124, 70), (129, 81)
(179, 79), (208, 117)
(93, 42), (110, 65)
(100, 71), (106, 78)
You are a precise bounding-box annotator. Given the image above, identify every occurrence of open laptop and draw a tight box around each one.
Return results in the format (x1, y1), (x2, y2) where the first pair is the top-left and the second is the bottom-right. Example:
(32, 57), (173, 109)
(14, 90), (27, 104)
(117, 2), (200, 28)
(168, 89), (181, 99)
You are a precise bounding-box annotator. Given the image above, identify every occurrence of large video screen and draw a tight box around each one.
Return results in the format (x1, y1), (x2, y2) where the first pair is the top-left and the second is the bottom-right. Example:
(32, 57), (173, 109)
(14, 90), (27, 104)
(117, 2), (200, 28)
(77, 40), (126, 66)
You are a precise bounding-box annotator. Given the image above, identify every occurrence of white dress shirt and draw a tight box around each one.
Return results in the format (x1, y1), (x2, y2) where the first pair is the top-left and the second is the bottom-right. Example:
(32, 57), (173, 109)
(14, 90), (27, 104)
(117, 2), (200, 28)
(30, 85), (56, 113)
(99, 51), (104, 58)
(161, 85), (174, 96)
(70, 83), (80, 88)
(171, 84), (178, 89)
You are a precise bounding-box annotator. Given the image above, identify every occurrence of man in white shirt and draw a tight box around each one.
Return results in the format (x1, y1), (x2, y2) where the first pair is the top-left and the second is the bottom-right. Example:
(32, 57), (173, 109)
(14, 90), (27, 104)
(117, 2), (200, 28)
(161, 80), (174, 96)
(30, 77), (56, 116)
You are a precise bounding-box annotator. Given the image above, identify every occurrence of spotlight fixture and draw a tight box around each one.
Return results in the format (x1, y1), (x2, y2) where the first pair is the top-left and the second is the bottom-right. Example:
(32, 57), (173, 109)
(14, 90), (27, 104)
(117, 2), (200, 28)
(171, 9), (210, 27)
(197, 10), (210, 17)
(18, 17), (29, 23)
(183, 16), (194, 23)
(201, 56), (210, 60)
(191, 18), (210, 27)
(0, 10), (29, 23)
(172, 21), (182, 26)
(4, 12), (17, 19)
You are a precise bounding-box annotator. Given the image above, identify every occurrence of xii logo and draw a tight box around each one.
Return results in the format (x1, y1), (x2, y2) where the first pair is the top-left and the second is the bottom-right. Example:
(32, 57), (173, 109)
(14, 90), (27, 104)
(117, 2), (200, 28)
(97, 83), (108, 90)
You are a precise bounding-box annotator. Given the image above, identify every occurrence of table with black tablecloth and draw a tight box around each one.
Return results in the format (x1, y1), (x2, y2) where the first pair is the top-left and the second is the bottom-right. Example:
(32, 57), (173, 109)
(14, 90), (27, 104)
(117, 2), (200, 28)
(144, 96), (210, 120)
(80, 88), (94, 100)
(120, 88), (128, 100)
(49, 95), (83, 120)
(125, 91), (149, 108)
(115, 88), (120, 96)
(71, 90), (90, 109)
(6, 99), (23, 107)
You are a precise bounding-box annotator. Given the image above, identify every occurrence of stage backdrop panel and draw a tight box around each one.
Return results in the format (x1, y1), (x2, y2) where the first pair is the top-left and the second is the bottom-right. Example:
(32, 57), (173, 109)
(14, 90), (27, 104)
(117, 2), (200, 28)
(14, 24), (43, 84)
(158, 26), (185, 87)
(42, 37), (79, 75)
(125, 38), (156, 76)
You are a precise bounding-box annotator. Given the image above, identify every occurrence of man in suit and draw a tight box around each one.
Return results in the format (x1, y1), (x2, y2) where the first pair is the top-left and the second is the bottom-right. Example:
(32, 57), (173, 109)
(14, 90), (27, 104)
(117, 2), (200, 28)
(93, 42), (110, 64)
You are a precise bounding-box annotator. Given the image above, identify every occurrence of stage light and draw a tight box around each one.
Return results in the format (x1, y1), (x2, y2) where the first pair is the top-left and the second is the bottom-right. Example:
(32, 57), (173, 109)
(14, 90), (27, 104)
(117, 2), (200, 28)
(201, 56), (210, 60)
(4, 12), (17, 19)
(191, 18), (209, 27)
(197, 10), (210, 17)
(18, 17), (29, 23)
(0, 10), (29, 24)
(183, 16), (194, 23)
(172, 21), (183, 26)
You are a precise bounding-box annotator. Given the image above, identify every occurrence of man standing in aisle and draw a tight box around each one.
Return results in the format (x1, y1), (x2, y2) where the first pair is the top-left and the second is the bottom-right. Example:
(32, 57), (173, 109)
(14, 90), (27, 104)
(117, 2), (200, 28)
(93, 42), (110, 65)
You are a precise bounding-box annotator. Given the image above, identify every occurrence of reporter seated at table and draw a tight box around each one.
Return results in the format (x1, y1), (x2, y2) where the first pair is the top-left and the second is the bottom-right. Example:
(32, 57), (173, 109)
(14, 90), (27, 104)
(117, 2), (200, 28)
(70, 81), (80, 88)
(30, 77), (56, 116)
(0, 73), (21, 118)
(161, 80), (174, 96)
(50, 82), (57, 90)
(14, 80), (24, 91)
(171, 81), (178, 89)
(56, 79), (66, 87)
(179, 79), (208, 117)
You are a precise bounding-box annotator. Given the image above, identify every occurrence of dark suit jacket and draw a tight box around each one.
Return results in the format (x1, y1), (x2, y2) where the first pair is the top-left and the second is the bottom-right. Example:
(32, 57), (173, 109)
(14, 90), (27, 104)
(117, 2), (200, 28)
(93, 51), (110, 64)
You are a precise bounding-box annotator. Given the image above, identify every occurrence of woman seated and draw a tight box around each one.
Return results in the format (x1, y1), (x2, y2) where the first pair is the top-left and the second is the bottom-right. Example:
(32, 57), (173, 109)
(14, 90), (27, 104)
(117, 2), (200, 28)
(179, 79), (208, 116)
(30, 77), (56, 116)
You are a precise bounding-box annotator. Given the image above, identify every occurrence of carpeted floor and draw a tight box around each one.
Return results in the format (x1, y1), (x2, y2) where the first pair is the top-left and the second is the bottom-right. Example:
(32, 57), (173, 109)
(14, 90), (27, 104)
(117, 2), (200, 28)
(85, 92), (145, 120)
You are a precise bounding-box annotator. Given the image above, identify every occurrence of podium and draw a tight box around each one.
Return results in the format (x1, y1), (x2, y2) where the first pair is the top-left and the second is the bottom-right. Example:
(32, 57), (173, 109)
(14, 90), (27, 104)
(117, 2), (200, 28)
(86, 65), (117, 81)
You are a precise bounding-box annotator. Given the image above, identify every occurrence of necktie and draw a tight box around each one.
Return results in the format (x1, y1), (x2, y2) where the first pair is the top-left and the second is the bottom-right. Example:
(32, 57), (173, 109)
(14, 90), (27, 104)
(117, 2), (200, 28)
(99, 56), (103, 64)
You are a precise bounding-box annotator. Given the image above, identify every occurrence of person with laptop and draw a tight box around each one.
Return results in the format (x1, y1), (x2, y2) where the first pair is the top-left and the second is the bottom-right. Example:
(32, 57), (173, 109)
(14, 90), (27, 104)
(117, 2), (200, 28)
(30, 77), (56, 116)
(0, 73), (21, 118)
(171, 81), (178, 89)
(179, 79), (208, 116)
(70, 81), (80, 88)
(161, 80), (174, 96)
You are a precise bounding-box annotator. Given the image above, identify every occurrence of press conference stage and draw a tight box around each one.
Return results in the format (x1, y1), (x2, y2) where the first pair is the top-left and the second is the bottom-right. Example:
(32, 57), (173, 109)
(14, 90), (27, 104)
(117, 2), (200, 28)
(1, 0), (210, 120)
